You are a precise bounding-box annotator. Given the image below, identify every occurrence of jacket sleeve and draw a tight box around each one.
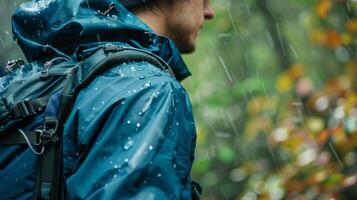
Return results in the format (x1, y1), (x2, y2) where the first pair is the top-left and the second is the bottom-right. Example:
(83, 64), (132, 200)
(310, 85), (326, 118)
(63, 65), (196, 200)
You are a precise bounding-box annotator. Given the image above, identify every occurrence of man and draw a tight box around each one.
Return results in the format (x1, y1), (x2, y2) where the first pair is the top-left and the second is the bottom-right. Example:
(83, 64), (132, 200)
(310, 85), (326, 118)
(9, 0), (214, 199)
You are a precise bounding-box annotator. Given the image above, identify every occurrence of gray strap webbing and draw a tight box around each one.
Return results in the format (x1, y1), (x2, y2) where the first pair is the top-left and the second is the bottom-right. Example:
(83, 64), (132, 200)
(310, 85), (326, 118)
(0, 131), (39, 145)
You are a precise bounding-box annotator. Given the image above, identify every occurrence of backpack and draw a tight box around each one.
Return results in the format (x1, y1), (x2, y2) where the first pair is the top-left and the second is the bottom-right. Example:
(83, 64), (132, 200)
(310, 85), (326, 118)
(0, 45), (174, 200)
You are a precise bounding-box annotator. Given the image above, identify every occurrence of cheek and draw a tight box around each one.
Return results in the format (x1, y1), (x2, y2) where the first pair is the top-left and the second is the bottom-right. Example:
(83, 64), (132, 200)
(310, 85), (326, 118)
(169, 5), (204, 39)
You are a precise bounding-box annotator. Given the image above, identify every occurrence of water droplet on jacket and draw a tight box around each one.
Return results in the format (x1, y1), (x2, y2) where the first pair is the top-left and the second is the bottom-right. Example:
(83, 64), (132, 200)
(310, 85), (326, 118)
(95, 87), (98, 90)
(149, 145), (153, 150)
(176, 122), (180, 126)
(123, 137), (133, 150)
(157, 173), (162, 177)
(127, 120), (131, 124)
(133, 89), (137, 93)
(125, 158), (129, 163)
(149, 71), (154, 74)
(144, 82), (151, 88)
(114, 165), (119, 169)
(139, 111), (143, 116)
(139, 75), (145, 79)
(101, 101), (105, 104)
(155, 73), (162, 77)
(92, 107), (96, 111)
(113, 174), (117, 178)
(109, 160), (113, 164)
(136, 123), (141, 128)
(173, 163), (177, 168)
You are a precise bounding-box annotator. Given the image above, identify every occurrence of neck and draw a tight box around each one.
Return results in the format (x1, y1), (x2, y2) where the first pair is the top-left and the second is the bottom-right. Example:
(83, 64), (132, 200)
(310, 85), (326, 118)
(130, 6), (168, 37)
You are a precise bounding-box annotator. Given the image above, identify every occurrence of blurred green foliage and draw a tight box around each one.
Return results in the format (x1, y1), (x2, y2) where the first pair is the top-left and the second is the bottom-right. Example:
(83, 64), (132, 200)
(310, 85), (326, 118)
(1, 0), (356, 199)
(183, 0), (357, 199)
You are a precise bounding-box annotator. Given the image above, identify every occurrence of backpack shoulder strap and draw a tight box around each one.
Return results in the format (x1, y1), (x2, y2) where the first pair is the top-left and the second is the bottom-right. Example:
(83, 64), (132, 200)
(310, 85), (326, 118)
(76, 45), (175, 92)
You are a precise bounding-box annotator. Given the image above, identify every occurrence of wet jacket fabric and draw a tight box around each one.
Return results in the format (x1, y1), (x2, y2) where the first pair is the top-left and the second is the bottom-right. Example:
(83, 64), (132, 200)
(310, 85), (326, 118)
(7, 0), (197, 199)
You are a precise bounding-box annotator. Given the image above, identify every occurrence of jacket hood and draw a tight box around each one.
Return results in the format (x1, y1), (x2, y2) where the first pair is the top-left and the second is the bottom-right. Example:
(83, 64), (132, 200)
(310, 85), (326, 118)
(12, 0), (191, 81)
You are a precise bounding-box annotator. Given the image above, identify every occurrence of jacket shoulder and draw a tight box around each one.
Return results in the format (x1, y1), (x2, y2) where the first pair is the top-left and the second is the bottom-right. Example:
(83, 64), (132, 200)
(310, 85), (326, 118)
(66, 61), (190, 135)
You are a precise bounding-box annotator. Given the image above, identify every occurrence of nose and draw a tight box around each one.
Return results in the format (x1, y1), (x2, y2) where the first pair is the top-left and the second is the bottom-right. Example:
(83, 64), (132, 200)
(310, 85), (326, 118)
(204, 2), (215, 20)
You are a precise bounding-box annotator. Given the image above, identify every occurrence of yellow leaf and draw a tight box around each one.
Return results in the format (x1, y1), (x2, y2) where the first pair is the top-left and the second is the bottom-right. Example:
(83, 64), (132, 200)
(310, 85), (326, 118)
(341, 33), (354, 45)
(307, 117), (325, 133)
(276, 73), (293, 93)
(196, 125), (207, 146)
(347, 18), (357, 33)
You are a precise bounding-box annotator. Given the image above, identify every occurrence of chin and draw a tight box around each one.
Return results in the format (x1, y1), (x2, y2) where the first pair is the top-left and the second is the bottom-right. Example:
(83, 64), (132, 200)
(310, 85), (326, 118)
(180, 45), (196, 54)
(178, 39), (196, 54)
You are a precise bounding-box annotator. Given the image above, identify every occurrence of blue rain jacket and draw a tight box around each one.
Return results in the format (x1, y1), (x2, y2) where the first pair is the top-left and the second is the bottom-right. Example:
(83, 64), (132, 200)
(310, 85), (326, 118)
(6, 0), (197, 199)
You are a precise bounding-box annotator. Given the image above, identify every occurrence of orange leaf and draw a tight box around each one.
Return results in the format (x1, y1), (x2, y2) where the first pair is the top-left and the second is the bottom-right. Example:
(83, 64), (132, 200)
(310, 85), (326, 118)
(288, 64), (304, 80)
(317, 0), (332, 18)
(318, 129), (330, 144)
(325, 30), (343, 48)
(312, 29), (342, 48)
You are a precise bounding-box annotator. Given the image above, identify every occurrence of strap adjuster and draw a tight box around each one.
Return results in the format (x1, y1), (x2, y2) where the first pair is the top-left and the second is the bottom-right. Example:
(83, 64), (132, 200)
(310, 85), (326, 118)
(38, 130), (59, 145)
(40, 118), (59, 145)
(5, 59), (25, 73)
(104, 45), (124, 53)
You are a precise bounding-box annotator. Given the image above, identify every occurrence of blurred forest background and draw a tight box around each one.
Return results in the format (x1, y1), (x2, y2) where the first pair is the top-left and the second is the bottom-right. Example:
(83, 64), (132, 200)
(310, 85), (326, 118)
(1, 0), (356, 199)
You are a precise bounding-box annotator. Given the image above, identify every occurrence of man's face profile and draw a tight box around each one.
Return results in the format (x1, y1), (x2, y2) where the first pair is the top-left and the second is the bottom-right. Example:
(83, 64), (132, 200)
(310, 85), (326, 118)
(165, 0), (215, 53)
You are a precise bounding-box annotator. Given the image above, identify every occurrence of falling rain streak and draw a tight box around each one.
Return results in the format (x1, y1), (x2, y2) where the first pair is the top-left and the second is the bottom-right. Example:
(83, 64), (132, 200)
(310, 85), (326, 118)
(218, 56), (233, 82)
(328, 142), (344, 168)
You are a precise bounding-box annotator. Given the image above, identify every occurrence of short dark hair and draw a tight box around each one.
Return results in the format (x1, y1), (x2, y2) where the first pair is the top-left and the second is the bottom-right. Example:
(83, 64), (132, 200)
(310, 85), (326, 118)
(128, 0), (161, 16)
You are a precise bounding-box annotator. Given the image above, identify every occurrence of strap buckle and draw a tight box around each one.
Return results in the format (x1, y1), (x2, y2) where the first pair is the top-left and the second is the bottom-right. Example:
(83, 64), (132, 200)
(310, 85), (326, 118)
(13, 99), (37, 119)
